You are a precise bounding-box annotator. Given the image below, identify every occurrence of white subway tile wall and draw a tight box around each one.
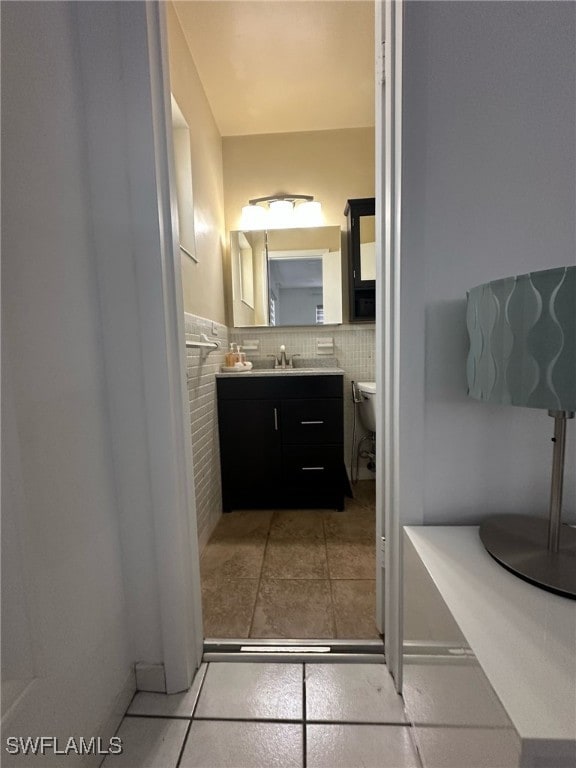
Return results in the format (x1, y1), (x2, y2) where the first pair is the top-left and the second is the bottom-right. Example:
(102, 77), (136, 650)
(185, 313), (229, 551)
(230, 325), (376, 476)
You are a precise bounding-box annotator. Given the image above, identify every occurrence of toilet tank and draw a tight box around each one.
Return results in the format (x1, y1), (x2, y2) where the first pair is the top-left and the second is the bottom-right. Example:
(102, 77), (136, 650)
(357, 381), (376, 433)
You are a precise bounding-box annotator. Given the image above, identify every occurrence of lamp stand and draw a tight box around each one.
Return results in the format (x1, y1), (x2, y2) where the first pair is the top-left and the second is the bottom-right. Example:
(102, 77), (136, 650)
(479, 410), (576, 599)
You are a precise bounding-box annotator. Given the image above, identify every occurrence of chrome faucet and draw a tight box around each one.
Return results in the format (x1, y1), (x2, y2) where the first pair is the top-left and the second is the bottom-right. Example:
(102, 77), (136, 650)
(268, 345), (300, 369)
(278, 345), (289, 369)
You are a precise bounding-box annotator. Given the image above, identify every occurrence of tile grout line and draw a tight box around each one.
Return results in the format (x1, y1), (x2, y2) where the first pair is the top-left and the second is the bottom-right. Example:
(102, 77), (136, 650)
(189, 716), (412, 727)
(247, 511), (273, 638)
(407, 721), (425, 768)
(124, 714), (193, 721)
(322, 514), (338, 639)
(174, 662), (210, 768)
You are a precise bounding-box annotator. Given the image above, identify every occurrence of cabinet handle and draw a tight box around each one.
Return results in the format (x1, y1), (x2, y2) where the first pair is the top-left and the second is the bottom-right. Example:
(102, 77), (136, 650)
(274, 408), (278, 431)
(301, 466), (325, 471)
(301, 420), (324, 425)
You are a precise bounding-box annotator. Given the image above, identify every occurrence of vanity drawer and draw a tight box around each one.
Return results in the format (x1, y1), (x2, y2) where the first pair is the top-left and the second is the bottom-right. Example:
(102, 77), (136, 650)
(282, 399), (343, 445)
(282, 445), (342, 488)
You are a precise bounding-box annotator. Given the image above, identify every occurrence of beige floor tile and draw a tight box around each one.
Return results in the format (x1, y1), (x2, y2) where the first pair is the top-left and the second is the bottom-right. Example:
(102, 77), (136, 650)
(326, 540), (376, 579)
(200, 539), (265, 579)
(331, 580), (380, 639)
(414, 725), (521, 768)
(269, 509), (325, 541)
(209, 510), (273, 542)
(102, 717), (188, 768)
(201, 577), (259, 637)
(345, 495), (376, 515)
(251, 579), (334, 638)
(306, 664), (407, 723)
(350, 480), (376, 508)
(324, 509), (375, 542)
(181, 721), (303, 768)
(195, 662), (303, 720)
(262, 539), (329, 579)
(307, 724), (418, 768)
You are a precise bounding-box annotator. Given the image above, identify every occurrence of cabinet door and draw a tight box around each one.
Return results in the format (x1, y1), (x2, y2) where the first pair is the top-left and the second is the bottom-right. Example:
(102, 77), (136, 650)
(218, 399), (282, 510)
(345, 197), (376, 322)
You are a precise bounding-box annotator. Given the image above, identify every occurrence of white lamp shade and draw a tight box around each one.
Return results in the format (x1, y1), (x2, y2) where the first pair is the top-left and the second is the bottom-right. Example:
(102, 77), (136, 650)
(268, 199), (294, 228)
(294, 200), (323, 227)
(240, 204), (267, 230)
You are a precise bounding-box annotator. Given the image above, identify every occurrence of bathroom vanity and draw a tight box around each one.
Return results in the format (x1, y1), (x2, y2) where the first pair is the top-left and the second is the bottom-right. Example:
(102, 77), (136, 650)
(216, 370), (345, 511)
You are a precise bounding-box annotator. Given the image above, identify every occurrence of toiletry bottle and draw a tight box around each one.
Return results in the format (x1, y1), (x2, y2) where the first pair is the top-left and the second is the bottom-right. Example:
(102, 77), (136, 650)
(226, 343), (236, 367)
(234, 345), (245, 368)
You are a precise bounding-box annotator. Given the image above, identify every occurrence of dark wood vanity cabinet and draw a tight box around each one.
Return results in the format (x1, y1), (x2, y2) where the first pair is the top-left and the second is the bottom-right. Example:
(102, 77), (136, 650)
(217, 374), (345, 511)
(345, 197), (376, 322)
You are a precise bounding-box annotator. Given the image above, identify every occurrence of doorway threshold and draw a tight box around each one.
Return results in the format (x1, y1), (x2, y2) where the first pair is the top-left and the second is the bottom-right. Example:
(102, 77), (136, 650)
(203, 637), (385, 663)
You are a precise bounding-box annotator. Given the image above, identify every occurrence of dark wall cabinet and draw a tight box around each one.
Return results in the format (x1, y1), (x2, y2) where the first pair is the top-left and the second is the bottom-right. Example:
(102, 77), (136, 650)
(217, 374), (345, 511)
(345, 197), (376, 322)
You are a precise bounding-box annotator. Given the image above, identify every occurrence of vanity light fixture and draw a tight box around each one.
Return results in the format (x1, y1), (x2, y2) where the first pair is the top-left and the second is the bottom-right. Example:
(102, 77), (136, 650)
(240, 194), (323, 230)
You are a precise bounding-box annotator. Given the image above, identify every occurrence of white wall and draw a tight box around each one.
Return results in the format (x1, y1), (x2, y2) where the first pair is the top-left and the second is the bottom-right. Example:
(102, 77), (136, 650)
(167, 3), (227, 324)
(400, 1), (576, 525)
(1, 1), (132, 755)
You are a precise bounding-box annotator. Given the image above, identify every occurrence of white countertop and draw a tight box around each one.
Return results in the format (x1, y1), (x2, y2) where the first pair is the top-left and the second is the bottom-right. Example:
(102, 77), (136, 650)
(404, 526), (576, 761)
(216, 368), (344, 378)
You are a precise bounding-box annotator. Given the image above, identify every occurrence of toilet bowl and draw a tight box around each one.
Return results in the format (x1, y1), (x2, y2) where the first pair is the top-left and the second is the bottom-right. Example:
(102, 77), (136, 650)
(357, 381), (376, 432)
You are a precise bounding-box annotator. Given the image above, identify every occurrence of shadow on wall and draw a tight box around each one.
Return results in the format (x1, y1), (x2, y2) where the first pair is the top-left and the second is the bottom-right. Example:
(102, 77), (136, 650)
(425, 299), (469, 403)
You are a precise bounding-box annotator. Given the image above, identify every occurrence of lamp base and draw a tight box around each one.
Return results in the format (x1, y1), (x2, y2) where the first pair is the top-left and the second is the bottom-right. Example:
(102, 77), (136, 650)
(479, 515), (576, 600)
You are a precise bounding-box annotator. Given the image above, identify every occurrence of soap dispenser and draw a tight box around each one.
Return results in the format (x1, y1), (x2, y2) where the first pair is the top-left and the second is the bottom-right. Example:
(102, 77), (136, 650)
(225, 343), (236, 367)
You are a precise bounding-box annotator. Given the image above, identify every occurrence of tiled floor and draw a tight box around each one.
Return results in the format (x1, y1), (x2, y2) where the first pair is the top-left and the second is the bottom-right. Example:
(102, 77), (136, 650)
(105, 661), (422, 768)
(200, 481), (378, 639)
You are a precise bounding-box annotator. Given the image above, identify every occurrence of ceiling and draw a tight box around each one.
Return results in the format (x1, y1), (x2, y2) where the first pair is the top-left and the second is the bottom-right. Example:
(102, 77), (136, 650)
(172, 0), (375, 137)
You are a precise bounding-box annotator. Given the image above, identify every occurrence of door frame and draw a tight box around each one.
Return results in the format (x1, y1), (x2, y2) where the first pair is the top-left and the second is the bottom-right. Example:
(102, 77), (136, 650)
(144, 0), (405, 687)
(376, 0), (405, 691)
(143, 1), (204, 690)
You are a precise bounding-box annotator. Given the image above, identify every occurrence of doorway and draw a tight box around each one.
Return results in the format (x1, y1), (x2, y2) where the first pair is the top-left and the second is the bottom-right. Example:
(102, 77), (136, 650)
(163, 0), (384, 657)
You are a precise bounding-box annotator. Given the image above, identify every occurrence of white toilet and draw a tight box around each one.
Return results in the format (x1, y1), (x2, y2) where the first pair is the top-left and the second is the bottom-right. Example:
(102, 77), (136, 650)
(356, 381), (376, 433)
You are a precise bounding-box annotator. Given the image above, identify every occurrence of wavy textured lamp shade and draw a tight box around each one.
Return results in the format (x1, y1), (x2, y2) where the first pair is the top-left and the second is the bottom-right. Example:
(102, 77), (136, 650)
(466, 266), (576, 599)
(466, 266), (575, 411)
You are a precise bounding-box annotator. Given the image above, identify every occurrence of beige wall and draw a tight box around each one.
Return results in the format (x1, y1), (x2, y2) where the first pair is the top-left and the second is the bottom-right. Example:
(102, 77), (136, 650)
(222, 128), (374, 233)
(167, 3), (226, 324)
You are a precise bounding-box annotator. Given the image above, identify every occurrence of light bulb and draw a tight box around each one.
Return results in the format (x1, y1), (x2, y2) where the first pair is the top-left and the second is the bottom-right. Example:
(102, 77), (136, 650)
(294, 200), (323, 227)
(268, 199), (294, 229)
(240, 204), (267, 231)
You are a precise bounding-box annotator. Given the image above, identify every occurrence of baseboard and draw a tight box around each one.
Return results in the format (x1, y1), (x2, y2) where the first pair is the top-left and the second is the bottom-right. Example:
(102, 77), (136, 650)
(135, 662), (166, 692)
(88, 668), (135, 768)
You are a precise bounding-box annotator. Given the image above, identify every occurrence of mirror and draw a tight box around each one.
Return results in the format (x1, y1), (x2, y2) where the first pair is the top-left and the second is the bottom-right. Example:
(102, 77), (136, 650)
(230, 225), (342, 327)
(359, 215), (376, 282)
